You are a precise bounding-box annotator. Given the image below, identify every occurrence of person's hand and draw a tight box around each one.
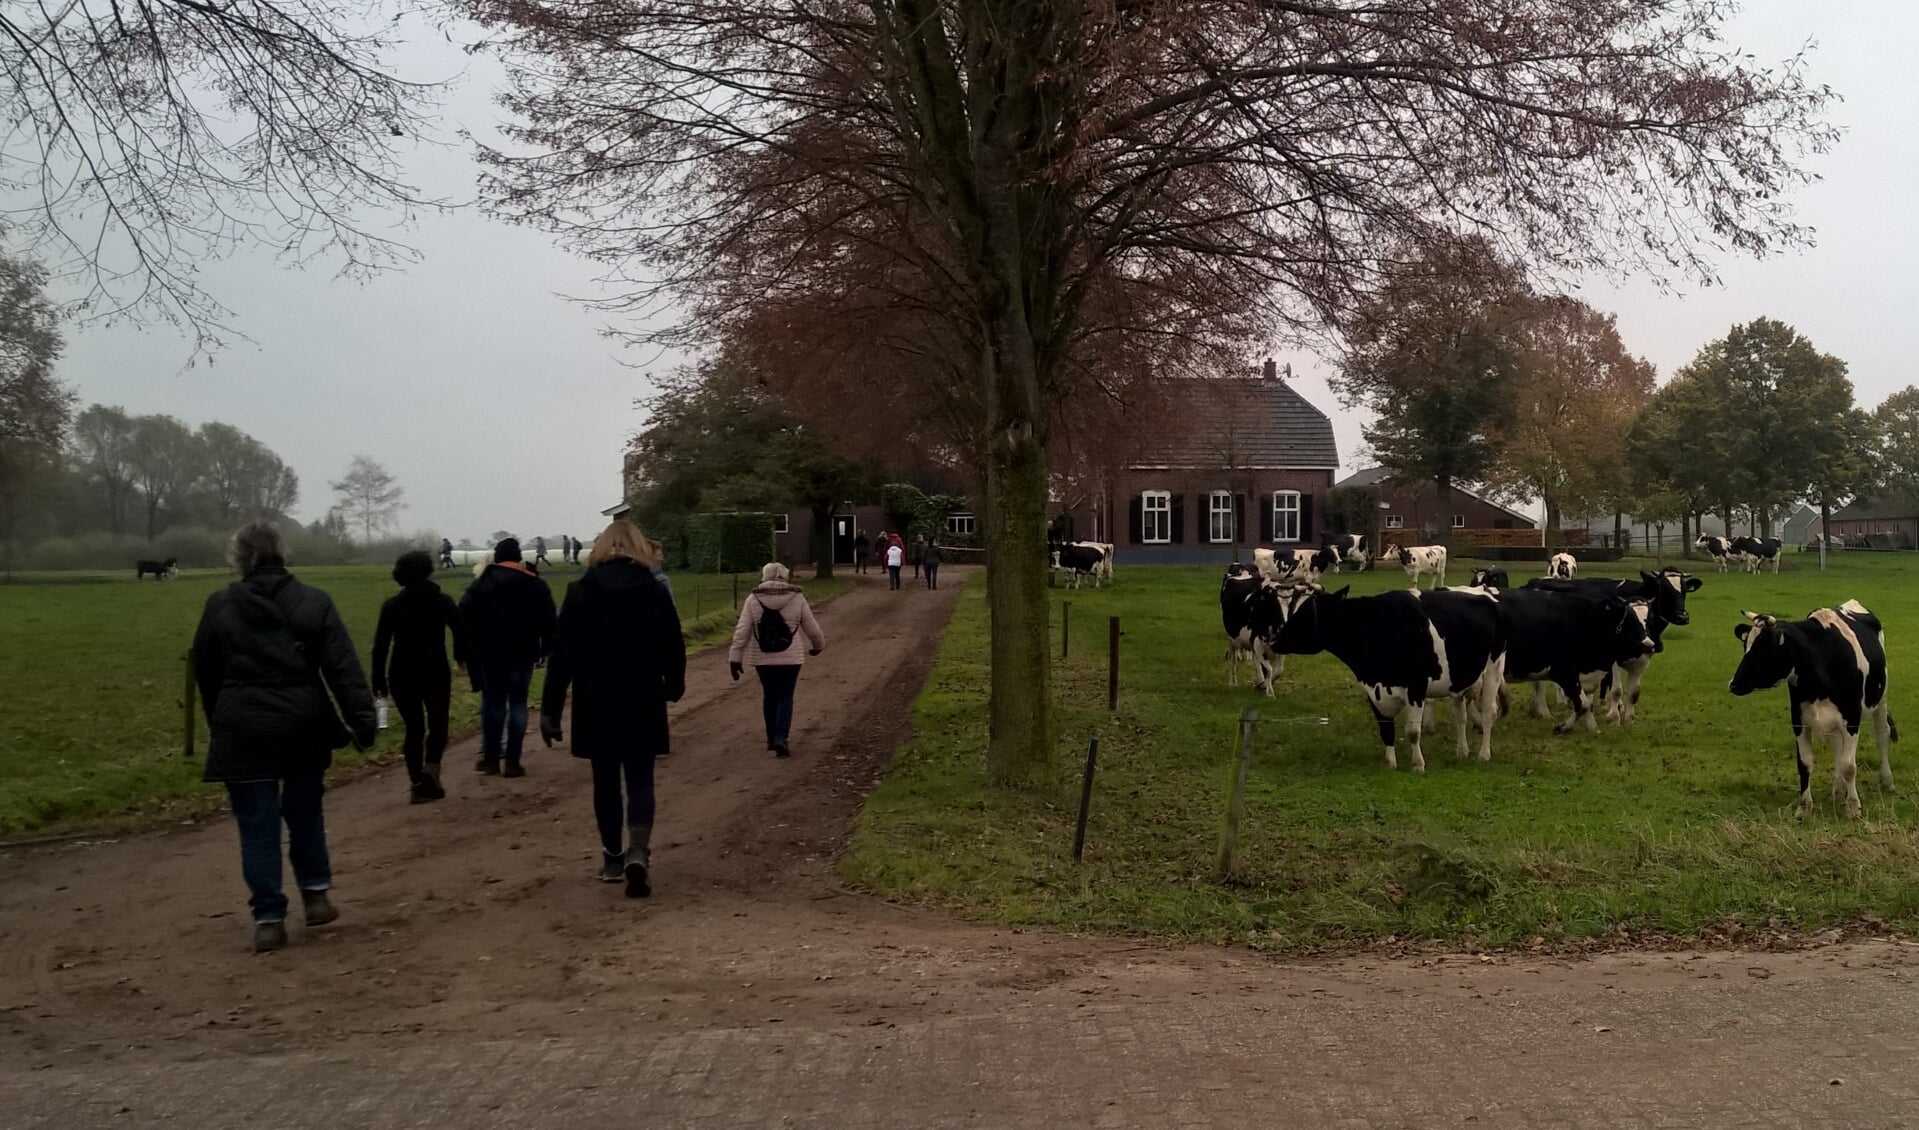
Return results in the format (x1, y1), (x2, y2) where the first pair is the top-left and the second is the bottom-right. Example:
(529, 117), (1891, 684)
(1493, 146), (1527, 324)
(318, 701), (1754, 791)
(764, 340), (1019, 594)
(539, 713), (563, 747)
(808, 648), (822, 657)
(729, 661), (743, 681)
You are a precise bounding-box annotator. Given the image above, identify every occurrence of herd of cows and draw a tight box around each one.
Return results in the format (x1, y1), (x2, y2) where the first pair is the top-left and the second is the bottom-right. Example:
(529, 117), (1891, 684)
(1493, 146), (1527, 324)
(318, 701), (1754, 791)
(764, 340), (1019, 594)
(1204, 534), (1896, 818)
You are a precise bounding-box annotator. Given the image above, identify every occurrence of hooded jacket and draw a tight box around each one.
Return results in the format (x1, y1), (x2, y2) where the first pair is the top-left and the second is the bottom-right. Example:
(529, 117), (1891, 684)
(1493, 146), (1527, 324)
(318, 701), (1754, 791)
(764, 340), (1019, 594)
(542, 558), (686, 759)
(727, 581), (826, 667)
(459, 561), (557, 670)
(192, 568), (377, 783)
(371, 580), (466, 694)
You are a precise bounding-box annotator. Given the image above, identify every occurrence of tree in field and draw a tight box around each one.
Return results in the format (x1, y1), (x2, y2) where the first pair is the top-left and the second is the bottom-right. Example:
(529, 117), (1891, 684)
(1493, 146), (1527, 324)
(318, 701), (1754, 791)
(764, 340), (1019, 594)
(3, 0), (435, 347)
(330, 456), (404, 543)
(1627, 372), (1733, 549)
(1336, 245), (1527, 546)
(198, 422), (298, 521)
(1486, 298), (1656, 534)
(127, 415), (203, 541)
(1873, 387), (1919, 505)
(71, 405), (138, 534)
(0, 252), (71, 571)
(468, 0), (1835, 785)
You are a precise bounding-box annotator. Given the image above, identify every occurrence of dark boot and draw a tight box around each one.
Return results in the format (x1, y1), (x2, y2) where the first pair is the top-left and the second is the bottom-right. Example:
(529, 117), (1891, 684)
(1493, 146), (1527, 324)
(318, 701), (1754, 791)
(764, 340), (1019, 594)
(252, 921), (288, 953)
(502, 761), (526, 779)
(301, 889), (339, 927)
(772, 741), (790, 758)
(475, 756), (500, 775)
(598, 853), (624, 883)
(409, 781), (432, 804)
(624, 828), (651, 898)
(421, 768), (445, 800)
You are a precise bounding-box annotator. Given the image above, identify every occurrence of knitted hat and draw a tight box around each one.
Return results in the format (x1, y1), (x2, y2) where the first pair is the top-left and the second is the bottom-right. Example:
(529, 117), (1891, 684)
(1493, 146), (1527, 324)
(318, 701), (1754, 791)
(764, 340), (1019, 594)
(494, 537), (523, 563)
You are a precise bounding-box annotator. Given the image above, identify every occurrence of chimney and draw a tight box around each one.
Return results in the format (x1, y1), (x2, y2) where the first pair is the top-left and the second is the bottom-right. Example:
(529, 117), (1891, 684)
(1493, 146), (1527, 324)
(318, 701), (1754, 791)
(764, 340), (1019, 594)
(1262, 357), (1277, 381)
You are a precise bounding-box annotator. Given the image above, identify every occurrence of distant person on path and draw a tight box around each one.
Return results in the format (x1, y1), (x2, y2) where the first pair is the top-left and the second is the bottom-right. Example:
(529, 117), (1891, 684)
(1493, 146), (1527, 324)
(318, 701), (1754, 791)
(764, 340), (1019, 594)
(853, 531), (870, 574)
(534, 535), (551, 567)
(372, 550), (466, 805)
(646, 537), (675, 599)
(911, 534), (928, 579)
(923, 540), (942, 590)
(885, 539), (904, 590)
(728, 562), (826, 757)
(192, 522), (376, 953)
(439, 538), (455, 569)
(459, 537), (556, 778)
(540, 521), (685, 897)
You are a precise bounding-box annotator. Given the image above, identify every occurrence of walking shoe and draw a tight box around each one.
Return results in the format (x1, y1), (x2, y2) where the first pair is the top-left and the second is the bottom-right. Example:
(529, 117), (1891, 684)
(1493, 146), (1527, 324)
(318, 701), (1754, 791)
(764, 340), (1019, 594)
(475, 756), (500, 775)
(253, 921), (288, 953)
(409, 781), (432, 804)
(624, 856), (651, 898)
(502, 761), (526, 779)
(598, 854), (624, 883)
(421, 771), (446, 800)
(301, 889), (339, 927)
(772, 741), (790, 758)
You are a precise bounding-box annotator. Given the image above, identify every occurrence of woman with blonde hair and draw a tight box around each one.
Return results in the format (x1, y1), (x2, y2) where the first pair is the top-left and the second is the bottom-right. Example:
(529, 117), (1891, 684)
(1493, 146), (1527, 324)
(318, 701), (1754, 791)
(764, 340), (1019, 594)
(728, 561), (826, 757)
(540, 520), (685, 897)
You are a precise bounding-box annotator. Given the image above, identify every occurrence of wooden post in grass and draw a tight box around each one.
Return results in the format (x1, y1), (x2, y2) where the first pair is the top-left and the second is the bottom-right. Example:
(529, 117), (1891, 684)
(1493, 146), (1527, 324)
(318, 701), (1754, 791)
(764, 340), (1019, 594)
(1107, 616), (1120, 711)
(733, 572), (740, 609)
(1214, 707), (1258, 881)
(1061, 601), (1071, 658)
(1071, 736), (1099, 862)
(182, 649), (197, 757)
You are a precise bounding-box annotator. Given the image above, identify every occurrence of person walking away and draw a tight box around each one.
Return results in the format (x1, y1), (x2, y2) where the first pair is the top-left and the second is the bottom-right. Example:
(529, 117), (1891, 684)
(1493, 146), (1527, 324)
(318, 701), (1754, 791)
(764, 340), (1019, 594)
(885, 539), (904, 590)
(540, 521), (685, 896)
(646, 537), (675, 599)
(459, 538), (556, 777)
(439, 538), (455, 570)
(923, 539), (942, 589)
(852, 531), (870, 575)
(910, 534), (927, 580)
(728, 562), (826, 757)
(534, 535), (551, 567)
(193, 522), (376, 952)
(373, 550), (466, 804)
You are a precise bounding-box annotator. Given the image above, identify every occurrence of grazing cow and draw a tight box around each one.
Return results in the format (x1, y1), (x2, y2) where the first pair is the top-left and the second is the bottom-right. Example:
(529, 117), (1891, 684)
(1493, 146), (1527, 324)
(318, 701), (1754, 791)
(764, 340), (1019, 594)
(1221, 567), (1281, 693)
(1523, 567), (1701, 628)
(135, 557), (178, 581)
(1602, 599), (1675, 726)
(1383, 543), (1447, 589)
(1696, 534), (1735, 572)
(1050, 542), (1108, 589)
(1469, 567), (1510, 590)
(1730, 535), (1783, 574)
(1497, 587), (1656, 733)
(1255, 546), (1339, 587)
(1269, 586), (1504, 771)
(1729, 601), (1897, 818)
(1324, 533), (1368, 572)
(1547, 552), (1578, 580)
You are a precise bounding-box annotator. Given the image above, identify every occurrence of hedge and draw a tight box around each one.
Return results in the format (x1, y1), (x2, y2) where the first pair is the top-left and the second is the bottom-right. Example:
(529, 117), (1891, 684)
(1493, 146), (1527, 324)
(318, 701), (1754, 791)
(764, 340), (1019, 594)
(685, 512), (777, 573)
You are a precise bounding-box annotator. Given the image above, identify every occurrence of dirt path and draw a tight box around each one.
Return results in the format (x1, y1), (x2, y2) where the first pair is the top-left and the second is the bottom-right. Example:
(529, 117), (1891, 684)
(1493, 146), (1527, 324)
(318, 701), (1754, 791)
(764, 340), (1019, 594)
(7, 566), (1919, 1127)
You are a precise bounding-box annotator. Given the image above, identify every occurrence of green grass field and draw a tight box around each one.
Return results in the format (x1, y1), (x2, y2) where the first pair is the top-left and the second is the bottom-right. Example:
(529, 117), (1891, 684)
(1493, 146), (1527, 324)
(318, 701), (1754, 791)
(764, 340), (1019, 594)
(847, 551), (1919, 950)
(0, 563), (844, 835)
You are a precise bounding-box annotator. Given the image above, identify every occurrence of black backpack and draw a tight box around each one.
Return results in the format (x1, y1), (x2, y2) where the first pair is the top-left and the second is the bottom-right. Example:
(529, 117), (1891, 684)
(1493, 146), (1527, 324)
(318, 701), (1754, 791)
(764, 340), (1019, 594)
(756, 603), (795, 654)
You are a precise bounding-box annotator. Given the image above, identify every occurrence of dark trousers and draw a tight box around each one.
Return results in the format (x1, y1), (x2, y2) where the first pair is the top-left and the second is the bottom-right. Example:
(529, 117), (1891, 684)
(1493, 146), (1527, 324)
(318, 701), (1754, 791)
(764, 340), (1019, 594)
(756, 665), (801, 746)
(924, 562), (940, 589)
(591, 754), (657, 860)
(912, 559), (921, 578)
(887, 565), (901, 589)
(479, 663), (533, 764)
(226, 774), (330, 924)
(392, 666), (452, 783)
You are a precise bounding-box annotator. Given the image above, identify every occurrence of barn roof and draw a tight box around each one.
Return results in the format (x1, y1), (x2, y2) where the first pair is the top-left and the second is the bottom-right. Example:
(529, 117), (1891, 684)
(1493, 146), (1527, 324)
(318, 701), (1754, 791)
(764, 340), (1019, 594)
(1334, 466), (1538, 526)
(1831, 492), (1919, 521)
(1131, 376), (1339, 469)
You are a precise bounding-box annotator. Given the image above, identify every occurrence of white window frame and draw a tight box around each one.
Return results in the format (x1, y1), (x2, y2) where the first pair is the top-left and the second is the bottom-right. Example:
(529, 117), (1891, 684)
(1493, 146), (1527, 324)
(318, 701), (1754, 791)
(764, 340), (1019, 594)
(1452, 514), (1466, 529)
(1208, 491), (1236, 544)
(773, 513), (790, 534)
(946, 513), (976, 536)
(1271, 490), (1301, 543)
(1385, 514), (1405, 529)
(1142, 491), (1172, 544)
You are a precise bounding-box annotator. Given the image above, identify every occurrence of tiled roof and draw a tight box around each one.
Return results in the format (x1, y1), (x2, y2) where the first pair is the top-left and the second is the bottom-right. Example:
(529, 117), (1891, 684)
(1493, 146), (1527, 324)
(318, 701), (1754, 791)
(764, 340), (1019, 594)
(1832, 492), (1919, 521)
(1334, 466), (1537, 526)
(1131, 377), (1339, 469)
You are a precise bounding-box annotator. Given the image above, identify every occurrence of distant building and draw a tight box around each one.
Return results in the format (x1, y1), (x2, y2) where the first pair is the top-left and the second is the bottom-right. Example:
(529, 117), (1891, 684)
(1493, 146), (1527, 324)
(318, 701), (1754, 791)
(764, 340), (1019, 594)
(1827, 492), (1919, 550)
(1334, 467), (1536, 540)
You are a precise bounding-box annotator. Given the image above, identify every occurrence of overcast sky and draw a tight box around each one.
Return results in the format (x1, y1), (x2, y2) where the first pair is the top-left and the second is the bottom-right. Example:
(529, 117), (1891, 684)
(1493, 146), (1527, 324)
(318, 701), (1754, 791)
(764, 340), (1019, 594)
(53, 2), (1914, 538)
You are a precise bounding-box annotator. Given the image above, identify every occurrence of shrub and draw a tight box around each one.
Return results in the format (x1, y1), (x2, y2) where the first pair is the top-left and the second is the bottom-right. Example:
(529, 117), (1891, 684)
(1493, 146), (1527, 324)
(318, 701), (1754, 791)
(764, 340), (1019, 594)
(685, 512), (776, 573)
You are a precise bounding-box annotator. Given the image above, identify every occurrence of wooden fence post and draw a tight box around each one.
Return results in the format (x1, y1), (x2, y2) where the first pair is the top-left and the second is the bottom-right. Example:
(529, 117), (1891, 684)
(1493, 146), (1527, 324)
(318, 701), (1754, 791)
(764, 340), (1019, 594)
(1061, 601), (1071, 658)
(182, 649), (197, 757)
(1214, 708), (1258, 881)
(1107, 616), (1120, 711)
(1071, 736), (1099, 862)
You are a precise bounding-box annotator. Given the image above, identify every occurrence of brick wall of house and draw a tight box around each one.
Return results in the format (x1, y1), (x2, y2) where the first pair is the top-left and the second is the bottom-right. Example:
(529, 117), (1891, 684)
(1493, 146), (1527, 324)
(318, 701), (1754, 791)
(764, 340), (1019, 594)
(1374, 481), (1531, 540)
(1059, 469), (1337, 560)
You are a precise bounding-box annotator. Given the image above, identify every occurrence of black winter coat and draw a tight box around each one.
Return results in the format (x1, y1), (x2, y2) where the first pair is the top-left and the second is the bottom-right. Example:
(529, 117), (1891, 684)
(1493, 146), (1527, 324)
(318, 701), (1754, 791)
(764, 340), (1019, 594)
(459, 563), (556, 671)
(542, 559), (686, 760)
(192, 568), (378, 783)
(372, 580), (465, 695)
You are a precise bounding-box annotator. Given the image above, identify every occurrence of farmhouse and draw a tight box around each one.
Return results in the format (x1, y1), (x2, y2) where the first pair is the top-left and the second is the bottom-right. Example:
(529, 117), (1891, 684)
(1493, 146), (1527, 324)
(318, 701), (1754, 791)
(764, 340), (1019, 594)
(1335, 467), (1536, 540)
(1827, 492), (1919, 550)
(1057, 360), (1341, 564)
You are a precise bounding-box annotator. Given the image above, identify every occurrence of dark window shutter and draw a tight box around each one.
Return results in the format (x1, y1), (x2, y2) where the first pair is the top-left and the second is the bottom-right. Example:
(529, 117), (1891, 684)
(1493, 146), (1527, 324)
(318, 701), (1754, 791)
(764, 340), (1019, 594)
(1259, 493), (1274, 542)
(1234, 494), (1247, 544)
(1172, 494), (1186, 544)
(1128, 496), (1144, 545)
(1299, 494), (1314, 543)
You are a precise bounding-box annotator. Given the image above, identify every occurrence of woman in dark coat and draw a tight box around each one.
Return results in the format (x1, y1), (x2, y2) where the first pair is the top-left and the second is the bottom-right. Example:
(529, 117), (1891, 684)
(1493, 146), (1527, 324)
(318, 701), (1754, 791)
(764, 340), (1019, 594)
(193, 522), (377, 952)
(372, 550), (466, 804)
(540, 519), (686, 898)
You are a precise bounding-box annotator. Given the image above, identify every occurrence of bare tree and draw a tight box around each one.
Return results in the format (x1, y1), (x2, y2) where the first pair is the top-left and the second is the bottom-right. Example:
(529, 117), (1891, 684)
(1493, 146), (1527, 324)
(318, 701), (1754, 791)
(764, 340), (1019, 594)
(468, 0), (1834, 785)
(330, 455), (404, 543)
(1, 0), (438, 348)
(198, 421), (298, 520)
(126, 414), (203, 540)
(71, 404), (136, 533)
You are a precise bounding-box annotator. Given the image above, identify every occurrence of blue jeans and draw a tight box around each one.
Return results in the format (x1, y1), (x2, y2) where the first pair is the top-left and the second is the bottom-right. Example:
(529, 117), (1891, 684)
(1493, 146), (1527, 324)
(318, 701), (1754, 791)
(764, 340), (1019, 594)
(591, 754), (657, 860)
(924, 562), (940, 589)
(226, 774), (330, 924)
(479, 664), (533, 764)
(887, 565), (901, 589)
(756, 665), (801, 746)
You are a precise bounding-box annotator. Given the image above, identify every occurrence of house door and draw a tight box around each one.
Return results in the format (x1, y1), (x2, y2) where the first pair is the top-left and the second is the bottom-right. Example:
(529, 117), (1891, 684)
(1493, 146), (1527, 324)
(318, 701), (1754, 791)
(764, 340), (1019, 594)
(833, 515), (856, 565)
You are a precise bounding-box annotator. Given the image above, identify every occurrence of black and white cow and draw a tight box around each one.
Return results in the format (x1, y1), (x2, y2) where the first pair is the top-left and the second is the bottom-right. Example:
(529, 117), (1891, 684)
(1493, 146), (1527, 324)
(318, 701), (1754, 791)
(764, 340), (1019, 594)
(1269, 586), (1504, 771)
(1050, 541), (1109, 589)
(1383, 543), (1447, 589)
(1221, 566), (1281, 694)
(1602, 599), (1674, 726)
(1324, 534), (1369, 572)
(1729, 600), (1897, 818)
(1523, 568), (1701, 629)
(1547, 552), (1578, 579)
(1696, 534), (1735, 572)
(1497, 588), (1655, 733)
(1730, 535), (1783, 575)
(1469, 567), (1511, 590)
(1254, 546), (1339, 587)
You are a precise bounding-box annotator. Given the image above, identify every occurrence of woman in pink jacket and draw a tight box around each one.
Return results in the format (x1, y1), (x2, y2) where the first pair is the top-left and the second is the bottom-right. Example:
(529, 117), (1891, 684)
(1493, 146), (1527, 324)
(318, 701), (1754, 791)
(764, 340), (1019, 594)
(728, 562), (826, 757)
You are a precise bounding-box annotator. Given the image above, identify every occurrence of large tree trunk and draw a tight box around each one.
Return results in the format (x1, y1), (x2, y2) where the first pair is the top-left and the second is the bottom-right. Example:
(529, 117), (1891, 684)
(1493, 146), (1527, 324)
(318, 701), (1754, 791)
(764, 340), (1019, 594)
(810, 503), (835, 579)
(1681, 511), (1692, 557)
(984, 409), (1054, 788)
(145, 494), (161, 542)
(1542, 494), (1561, 536)
(1433, 476), (1455, 548)
(1612, 510), (1623, 551)
(1819, 499), (1831, 571)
